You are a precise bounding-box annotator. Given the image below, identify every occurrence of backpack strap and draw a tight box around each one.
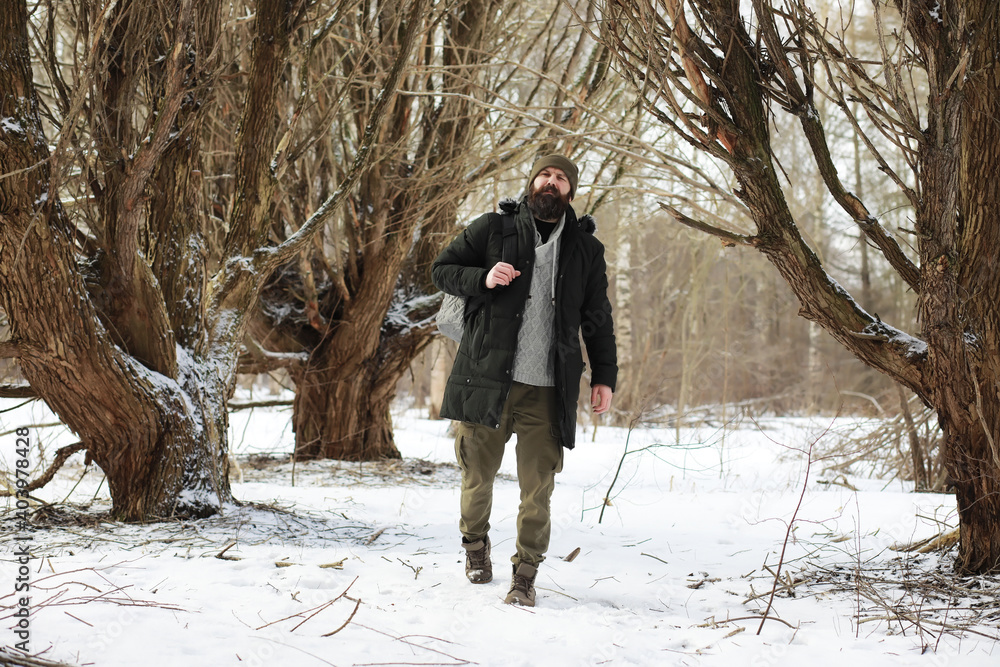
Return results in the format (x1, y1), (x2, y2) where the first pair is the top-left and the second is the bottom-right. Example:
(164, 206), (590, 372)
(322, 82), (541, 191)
(468, 212), (518, 335)
(500, 213), (518, 267)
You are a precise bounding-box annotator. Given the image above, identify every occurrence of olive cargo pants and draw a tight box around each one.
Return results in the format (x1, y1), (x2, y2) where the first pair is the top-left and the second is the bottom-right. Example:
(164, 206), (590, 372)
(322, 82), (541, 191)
(455, 382), (564, 567)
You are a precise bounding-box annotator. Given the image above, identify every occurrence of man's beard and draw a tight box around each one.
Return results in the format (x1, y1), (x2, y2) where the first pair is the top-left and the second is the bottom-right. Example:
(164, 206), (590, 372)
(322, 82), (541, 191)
(527, 184), (570, 221)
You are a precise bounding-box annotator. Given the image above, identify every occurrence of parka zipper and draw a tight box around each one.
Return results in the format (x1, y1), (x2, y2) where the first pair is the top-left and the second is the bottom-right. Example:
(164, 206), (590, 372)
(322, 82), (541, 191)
(495, 218), (533, 428)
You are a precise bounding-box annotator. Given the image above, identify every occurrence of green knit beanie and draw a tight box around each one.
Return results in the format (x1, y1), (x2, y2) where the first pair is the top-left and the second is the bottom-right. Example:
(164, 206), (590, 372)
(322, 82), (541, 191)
(527, 154), (579, 199)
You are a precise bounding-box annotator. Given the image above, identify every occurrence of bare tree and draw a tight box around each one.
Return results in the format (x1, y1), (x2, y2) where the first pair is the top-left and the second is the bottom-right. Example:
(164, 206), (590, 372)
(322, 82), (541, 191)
(0, 0), (423, 519)
(246, 0), (630, 460)
(241, 0), (511, 461)
(596, 0), (1000, 572)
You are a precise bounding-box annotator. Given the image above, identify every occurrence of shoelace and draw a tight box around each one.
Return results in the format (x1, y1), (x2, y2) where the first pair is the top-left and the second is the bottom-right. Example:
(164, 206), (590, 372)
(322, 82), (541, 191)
(467, 543), (489, 569)
(510, 572), (533, 593)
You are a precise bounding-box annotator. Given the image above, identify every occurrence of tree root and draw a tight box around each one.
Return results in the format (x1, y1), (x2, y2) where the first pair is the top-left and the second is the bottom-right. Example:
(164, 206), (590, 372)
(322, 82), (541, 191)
(892, 528), (960, 554)
(1, 442), (86, 497)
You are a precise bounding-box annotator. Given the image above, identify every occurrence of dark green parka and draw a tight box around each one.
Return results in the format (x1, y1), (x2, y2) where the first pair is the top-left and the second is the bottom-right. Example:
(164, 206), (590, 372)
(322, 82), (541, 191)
(431, 198), (617, 449)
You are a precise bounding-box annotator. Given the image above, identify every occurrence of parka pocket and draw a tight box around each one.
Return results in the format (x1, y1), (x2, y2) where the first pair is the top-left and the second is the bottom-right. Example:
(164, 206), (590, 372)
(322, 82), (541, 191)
(469, 306), (487, 360)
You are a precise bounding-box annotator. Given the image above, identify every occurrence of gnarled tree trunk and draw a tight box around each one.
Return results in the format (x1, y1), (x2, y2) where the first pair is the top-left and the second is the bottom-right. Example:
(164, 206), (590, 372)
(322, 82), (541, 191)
(293, 344), (401, 461)
(945, 0), (1000, 572)
(0, 0), (229, 519)
(1, 0), (417, 519)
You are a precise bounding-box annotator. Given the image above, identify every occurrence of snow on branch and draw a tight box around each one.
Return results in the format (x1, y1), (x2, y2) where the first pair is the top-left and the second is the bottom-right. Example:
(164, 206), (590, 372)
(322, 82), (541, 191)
(238, 340), (308, 376)
(847, 320), (928, 360)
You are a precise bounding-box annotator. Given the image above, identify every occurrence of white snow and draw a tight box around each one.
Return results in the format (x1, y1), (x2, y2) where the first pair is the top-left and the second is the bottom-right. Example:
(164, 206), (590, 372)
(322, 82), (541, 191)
(0, 117), (24, 135)
(383, 289), (440, 332)
(1, 397), (997, 666)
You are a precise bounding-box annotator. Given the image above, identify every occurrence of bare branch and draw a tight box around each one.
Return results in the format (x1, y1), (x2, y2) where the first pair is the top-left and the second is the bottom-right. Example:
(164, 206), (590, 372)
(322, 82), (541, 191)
(0, 647), (80, 667)
(228, 399), (293, 411)
(224, 0), (302, 259)
(658, 201), (756, 247)
(238, 340), (308, 376)
(0, 385), (35, 399)
(257, 0), (430, 272)
(597, 0), (929, 399)
(107, 0), (196, 285)
(802, 12), (919, 206)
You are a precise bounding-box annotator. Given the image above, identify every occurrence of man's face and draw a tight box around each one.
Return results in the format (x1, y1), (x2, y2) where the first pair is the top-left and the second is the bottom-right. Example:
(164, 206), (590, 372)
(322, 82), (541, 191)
(532, 167), (573, 199)
(528, 167), (573, 221)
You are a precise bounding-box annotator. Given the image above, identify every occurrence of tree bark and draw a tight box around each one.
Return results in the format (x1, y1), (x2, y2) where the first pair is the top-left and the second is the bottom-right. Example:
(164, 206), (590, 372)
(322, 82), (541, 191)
(948, 0), (1000, 573)
(293, 344), (401, 461)
(0, 0), (231, 519)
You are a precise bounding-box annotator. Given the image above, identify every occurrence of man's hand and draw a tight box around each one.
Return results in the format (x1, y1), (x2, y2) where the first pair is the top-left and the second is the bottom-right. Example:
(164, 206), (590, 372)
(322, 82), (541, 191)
(591, 384), (613, 414)
(485, 262), (521, 289)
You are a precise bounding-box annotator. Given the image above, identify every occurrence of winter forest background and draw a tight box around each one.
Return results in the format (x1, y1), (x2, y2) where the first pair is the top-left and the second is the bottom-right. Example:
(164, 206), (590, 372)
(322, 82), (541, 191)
(2, 1), (1000, 665)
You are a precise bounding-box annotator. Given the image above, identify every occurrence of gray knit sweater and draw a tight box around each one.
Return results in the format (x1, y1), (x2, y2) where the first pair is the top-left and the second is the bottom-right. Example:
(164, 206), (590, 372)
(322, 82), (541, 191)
(512, 214), (565, 386)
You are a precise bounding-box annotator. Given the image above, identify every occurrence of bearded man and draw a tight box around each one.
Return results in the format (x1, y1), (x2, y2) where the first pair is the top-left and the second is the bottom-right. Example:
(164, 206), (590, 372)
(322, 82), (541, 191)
(431, 154), (618, 606)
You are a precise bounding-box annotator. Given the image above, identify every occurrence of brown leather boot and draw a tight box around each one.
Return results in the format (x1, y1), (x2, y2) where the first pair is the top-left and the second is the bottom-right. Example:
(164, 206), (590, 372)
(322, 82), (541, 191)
(504, 562), (537, 606)
(462, 536), (492, 584)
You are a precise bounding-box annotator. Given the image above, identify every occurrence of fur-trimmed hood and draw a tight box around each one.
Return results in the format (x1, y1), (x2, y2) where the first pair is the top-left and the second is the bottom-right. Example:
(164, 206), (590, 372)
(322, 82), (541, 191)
(499, 196), (597, 235)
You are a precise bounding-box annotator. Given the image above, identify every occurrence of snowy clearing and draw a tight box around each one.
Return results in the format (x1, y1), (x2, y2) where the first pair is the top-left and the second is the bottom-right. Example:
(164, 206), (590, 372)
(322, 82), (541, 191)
(1, 397), (998, 666)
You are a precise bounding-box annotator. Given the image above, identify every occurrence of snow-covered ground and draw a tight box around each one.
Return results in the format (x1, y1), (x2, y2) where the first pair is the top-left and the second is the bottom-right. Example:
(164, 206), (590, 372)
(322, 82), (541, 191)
(1, 396), (997, 666)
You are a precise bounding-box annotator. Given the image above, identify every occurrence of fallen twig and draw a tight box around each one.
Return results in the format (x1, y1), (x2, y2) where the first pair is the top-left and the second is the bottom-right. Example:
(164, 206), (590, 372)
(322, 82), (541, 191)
(322, 597), (362, 637)
(256, 578), (360, 633)
(351, 624), (472, 664)
(640, 552), (669, 566)
(216, 540), (241, 561)
(891, 528), (959, 554)
(725, 614), (797, 630)
(0, 648), (78, 667)
(397, 558), (422, 580)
